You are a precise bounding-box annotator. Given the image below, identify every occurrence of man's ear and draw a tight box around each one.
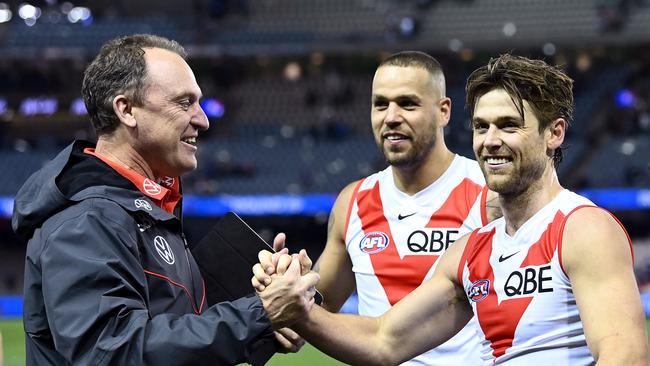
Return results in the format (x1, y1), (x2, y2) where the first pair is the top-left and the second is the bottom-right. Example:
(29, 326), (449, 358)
(547, 118), (566, 151)
(437, 96), (452, 128)
(113, 95), (137, 128)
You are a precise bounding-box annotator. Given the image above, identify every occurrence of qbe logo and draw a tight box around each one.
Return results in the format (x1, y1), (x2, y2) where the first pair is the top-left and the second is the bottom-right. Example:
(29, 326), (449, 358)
(504, 265), (553, 299)
(359, 232), (390, 254)
(467, 279), (490, 302)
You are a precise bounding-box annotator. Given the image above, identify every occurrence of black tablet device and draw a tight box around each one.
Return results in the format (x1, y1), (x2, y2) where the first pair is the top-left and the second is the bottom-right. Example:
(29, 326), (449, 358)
(192, 212), (323, 365)
(192, 211), (323, 305)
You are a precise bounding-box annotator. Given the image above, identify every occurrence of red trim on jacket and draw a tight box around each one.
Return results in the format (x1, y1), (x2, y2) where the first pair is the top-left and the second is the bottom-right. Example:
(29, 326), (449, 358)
(143, 269), (201, 314)
(84, 148), (181, 214)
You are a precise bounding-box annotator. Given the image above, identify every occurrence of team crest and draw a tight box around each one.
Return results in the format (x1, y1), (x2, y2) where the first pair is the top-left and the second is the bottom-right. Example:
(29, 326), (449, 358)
(467, 279), (490, 302)
(359, 232), (390, 254)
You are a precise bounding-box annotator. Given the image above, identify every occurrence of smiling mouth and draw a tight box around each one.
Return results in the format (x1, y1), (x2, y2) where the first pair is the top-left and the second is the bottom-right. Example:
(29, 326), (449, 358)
(383, 131), (410, 145)
(485, 157), (511, 165)
(181, 137), (197, 146)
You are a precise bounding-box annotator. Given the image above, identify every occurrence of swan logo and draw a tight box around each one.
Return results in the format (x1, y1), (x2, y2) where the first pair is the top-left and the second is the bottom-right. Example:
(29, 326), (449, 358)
(468, 279), (490, 302)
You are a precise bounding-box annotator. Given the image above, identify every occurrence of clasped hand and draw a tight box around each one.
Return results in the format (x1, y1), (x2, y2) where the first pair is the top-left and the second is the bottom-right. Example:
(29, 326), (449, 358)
(252, 233), (318, 352)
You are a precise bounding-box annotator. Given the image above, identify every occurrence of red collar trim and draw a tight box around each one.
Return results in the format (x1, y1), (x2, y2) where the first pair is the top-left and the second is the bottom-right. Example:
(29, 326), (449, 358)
(84, 148), (181, 213)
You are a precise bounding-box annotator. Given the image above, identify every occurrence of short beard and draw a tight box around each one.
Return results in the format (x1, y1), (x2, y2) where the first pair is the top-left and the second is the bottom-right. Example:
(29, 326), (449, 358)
(381, 133), (436, 169)
(485, 155), (546, 197)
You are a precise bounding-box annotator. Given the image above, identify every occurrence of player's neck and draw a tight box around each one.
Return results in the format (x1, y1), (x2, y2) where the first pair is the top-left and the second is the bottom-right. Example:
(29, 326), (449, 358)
(96, 137), (156, 180)
(392, 148), (455, 196)
(500, 169), (564, 235)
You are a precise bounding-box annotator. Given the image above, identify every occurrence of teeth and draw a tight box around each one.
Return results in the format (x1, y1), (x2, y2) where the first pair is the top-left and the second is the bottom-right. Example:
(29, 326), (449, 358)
(386, 135), (404, 141)
(182, 137), (197, 146)
(486, 157), (510, 164)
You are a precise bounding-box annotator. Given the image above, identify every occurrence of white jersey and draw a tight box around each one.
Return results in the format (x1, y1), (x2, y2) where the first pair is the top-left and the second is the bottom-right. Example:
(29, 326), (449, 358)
(345, 155), (487, 365)
(459, 190), (632, 365)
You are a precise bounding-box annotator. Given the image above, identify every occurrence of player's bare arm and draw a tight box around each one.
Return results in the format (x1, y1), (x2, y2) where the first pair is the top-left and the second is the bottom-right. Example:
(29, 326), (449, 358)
(291, 234), (474, 366)
(562, 207), (649, 366)
(313, 181), (358, 311)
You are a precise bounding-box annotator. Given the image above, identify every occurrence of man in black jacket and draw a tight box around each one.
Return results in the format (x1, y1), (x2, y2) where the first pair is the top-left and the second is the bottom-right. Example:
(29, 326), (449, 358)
(13, 34), (319, 365)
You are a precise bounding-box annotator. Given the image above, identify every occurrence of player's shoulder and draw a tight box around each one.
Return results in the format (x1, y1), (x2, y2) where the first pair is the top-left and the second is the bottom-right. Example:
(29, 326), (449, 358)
(354, 165), (391, 192)
(554, 190), (595, 213)
(337, 179), (362, 202)
(563, 205), (625, 239)
(561, 202), (632, 275)
(450, 154), (485, 185)
(334, 173), (375, 210)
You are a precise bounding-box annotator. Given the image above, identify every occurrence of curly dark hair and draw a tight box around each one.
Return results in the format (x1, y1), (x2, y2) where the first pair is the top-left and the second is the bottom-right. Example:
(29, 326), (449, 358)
(81, 34), (187, 136)
(465, 54), (574, 167)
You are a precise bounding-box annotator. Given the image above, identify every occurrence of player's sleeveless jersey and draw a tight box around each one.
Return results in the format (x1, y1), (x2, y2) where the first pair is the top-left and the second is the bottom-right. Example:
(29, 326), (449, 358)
(459, 190), (632, 365)
(345, 155), (487, 365)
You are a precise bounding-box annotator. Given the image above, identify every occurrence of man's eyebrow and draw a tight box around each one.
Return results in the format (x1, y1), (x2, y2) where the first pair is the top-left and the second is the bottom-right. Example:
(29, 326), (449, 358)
(372, 94), (421, 102)
(173, 91), (202, 101)
(395, 94), (422, 102)
(397, 94), (421, 100)
(472, 115), (523, 124)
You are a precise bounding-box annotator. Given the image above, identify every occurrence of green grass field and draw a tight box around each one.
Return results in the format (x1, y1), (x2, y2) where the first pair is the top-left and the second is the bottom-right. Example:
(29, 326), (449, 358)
(2, 319), (649, 365)
(0, 318), (346, 366)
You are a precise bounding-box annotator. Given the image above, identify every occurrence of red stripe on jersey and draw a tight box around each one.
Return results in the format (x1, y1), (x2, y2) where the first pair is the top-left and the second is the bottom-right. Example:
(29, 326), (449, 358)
(344, 180), (364, 238)
(480, 185), (489, 226)
(468, 211), (565, 359)
(458, 229), (480, 286)
(357, 178), (481, 305)
(425, 178), (483, 228)
(357, 182), (432, 304)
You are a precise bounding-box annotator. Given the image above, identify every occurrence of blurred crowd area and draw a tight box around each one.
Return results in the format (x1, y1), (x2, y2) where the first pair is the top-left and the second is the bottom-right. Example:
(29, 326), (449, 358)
(1, 49), (649, 196)
(0, 0), (648, 296)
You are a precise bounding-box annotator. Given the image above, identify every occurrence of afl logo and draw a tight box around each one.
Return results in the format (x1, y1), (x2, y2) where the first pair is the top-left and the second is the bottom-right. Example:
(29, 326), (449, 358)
(467, 279), (490, 303)
(153, 236), (175, 265)
(359, 232), (390, 254)
(143, 178), (162, 196)
(134, 199), (152, 211)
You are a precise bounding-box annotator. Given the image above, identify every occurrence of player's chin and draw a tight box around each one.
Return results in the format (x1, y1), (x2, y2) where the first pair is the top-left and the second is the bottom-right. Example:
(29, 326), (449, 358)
(385, 154), (416, 167)
(176, 158), (199, 175)
(485, 176), (517, 194)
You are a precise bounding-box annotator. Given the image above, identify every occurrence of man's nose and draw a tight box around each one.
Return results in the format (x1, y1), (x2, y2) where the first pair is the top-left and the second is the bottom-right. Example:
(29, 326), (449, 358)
(384, 103), (404, 126)
(483, 124), (502, 148)
(193, 106), (209, 131)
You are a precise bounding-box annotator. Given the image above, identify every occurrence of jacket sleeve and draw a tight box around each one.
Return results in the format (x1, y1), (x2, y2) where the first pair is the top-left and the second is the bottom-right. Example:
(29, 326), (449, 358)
(37, 207), (273, 365)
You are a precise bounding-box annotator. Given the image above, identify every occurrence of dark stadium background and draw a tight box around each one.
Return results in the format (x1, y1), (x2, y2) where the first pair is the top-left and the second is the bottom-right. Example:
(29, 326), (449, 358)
(0, 0), (649, 364)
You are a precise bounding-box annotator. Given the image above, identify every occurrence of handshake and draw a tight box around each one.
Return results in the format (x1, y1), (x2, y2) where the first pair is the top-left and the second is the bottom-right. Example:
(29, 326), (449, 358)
(251, 233), (320, 352)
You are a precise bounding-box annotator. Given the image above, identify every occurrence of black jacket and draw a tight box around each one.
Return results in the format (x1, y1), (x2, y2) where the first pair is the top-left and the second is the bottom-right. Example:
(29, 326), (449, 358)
(13, 141), (273, 365)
